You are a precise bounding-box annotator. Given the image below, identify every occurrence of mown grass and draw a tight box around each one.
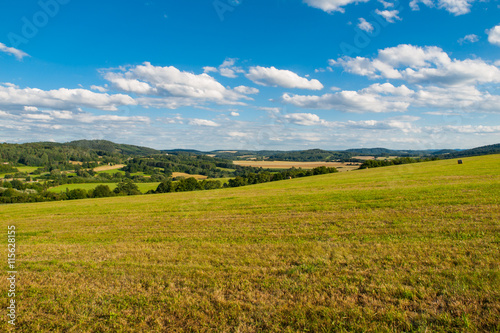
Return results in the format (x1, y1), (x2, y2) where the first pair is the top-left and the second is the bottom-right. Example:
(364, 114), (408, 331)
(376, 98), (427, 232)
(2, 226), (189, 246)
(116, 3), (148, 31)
(0, 155), (499, 332)
(48, 182), (160, 194)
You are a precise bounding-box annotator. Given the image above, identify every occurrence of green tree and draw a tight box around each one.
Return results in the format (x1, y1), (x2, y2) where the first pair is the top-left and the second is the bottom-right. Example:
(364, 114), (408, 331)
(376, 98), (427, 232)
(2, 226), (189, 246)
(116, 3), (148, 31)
(114, 179), (141, 196)
(92, 185), (113, 198)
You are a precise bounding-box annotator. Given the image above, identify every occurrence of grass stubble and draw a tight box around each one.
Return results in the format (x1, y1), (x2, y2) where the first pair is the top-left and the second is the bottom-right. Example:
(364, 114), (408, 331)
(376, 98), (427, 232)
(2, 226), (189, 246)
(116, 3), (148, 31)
(0, 155), (499, 332)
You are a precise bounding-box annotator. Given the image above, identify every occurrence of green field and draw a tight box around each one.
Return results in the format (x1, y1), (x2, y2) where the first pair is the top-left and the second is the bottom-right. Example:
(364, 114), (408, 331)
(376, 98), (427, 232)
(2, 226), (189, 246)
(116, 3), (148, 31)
(1, 155), (499, 332)
(95, 169), (126, 175)
(1, 166), (40, 178)
(48, 182), (160, 194)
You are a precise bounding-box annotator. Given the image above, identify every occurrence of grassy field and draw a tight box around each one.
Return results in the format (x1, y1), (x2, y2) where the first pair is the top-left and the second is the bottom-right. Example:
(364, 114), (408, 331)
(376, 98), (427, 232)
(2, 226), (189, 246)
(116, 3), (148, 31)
(1, 166), (40, 178)
(48, 182), (160, 194)
(0, 155), (499, 332)
(233, 160), (361, 171)
(95, 169), (126, 175)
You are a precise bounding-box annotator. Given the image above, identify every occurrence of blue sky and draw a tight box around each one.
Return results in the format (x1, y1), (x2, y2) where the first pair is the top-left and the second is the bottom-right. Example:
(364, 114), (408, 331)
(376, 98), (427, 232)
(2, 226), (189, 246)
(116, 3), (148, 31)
(0, 0), (499, 150)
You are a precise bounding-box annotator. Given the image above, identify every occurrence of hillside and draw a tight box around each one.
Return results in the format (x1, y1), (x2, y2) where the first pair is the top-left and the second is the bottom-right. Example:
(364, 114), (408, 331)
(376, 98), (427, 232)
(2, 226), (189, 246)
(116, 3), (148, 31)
(0, 155), (499, 331)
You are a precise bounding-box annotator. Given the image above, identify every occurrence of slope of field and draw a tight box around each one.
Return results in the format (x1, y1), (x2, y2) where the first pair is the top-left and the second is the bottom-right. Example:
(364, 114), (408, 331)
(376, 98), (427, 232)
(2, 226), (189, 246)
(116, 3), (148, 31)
(233, 160), (361, 171)
(1, 155), (499, 332)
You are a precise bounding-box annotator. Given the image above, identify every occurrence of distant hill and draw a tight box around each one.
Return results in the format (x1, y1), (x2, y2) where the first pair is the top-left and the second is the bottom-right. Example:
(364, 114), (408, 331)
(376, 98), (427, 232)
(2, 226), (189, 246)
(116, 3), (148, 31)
(345, 147), (443, 157)
(436, 143), (500, 159)
(68, 140), (160, 156)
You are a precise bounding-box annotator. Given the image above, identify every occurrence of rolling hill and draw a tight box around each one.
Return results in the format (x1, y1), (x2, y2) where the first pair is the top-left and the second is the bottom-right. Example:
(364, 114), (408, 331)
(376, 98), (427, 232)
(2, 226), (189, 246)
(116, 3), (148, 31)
(0, 154), (499, 332)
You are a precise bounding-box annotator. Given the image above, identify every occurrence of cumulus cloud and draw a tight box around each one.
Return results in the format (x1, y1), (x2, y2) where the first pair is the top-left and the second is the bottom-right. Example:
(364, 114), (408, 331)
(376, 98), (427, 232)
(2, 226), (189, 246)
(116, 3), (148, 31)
(457, 34), (479, 44)
(234, 85), (259, 95)
(278, 111), (419, 133)
(375, 9), (401, 23)
(203, 58), (245, 78)
(281, 83), (411, 113)
(0, 43), (29, 60)
(103, 62), (249, 108)
(246, 66), (324, 90)
(378, 0), (394, 8)
(303, 0), (370, 13)
(188, 118), (220, 127)
(284, 113), (326, 126)
(0, 83), (136, 111)
(357, 18), (374, 32)
(412, 85), (500, 113)
(230, 111), (240, 116)
(487, 24), (500, 46)
(90, 85), (108, 92)
(330, 44), (500, 86)
(409, 0), (473, 15)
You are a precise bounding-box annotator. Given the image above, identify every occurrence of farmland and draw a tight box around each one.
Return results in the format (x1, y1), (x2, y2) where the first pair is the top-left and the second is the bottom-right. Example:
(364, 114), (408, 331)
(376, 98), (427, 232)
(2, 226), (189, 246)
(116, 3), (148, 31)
(232, 160), (361, 171)
(0, 155), (499, 332)
(171, 172), (208, 180)
(47, 182), (161, 194)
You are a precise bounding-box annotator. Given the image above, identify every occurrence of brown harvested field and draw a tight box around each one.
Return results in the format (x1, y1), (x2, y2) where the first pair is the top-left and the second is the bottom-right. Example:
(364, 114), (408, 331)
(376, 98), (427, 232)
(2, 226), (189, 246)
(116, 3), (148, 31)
(171, 172), (208, 180)
(233, 160), (361, 171)
(93, 164), (126, 172)
(69, 161), (83, 165)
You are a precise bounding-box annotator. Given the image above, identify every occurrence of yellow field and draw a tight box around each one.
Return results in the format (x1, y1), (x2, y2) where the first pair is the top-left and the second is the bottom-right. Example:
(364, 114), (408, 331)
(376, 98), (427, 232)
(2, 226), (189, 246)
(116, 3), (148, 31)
(171, 172), (208, 180)
(93, 164), (126, 172)
(233, 160), (361, 171)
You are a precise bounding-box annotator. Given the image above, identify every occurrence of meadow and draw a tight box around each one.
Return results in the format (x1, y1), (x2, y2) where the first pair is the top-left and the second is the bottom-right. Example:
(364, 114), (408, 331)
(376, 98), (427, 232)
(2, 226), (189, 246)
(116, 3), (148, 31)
(0, 155), (499, 332)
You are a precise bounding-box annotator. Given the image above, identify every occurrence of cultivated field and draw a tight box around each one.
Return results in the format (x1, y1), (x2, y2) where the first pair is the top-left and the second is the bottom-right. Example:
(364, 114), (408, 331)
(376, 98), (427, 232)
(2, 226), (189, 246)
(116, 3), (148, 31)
(171, 172), (208, 180)
(232, 160), (361, 171)
(0, 155), (499, 332)
(93, 164), (126, 172)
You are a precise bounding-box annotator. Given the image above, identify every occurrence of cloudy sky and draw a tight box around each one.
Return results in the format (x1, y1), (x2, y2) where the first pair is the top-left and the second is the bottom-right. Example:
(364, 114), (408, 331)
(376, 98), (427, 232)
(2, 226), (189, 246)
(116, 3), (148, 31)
(0, 0), (499, 150)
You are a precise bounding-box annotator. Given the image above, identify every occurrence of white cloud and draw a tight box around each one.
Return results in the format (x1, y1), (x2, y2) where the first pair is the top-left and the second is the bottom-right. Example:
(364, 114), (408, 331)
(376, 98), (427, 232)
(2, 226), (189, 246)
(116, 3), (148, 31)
(375, 9), (401, 23)
(457, 34), (479, 44)
(378, 0), (394, 7)
(203, 58), (245, 78)
(424, 125), (500, 134)
(278, 110), (419, 133)
(331, 44), (500, 86)
(246, 66), (324, 90)
(0, 83), (136, 111)
(357, 18), (374, 32)
(409, 0), (473, 15)
(281, 83), (411, 113)
(0, 43), (29, 60)
(188, 118), (220, 127)
(412, 85), (500, 113)
(487, 24), (500, 46)
(103, 62), (249, 108)
(234, 85), (260, 95)
(230, 111), (240, 117)
(303, 0), (370, 13)
(203, 66), (218, 73)
(90, 85), (109, 92)
(284, 113), (326, 126)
